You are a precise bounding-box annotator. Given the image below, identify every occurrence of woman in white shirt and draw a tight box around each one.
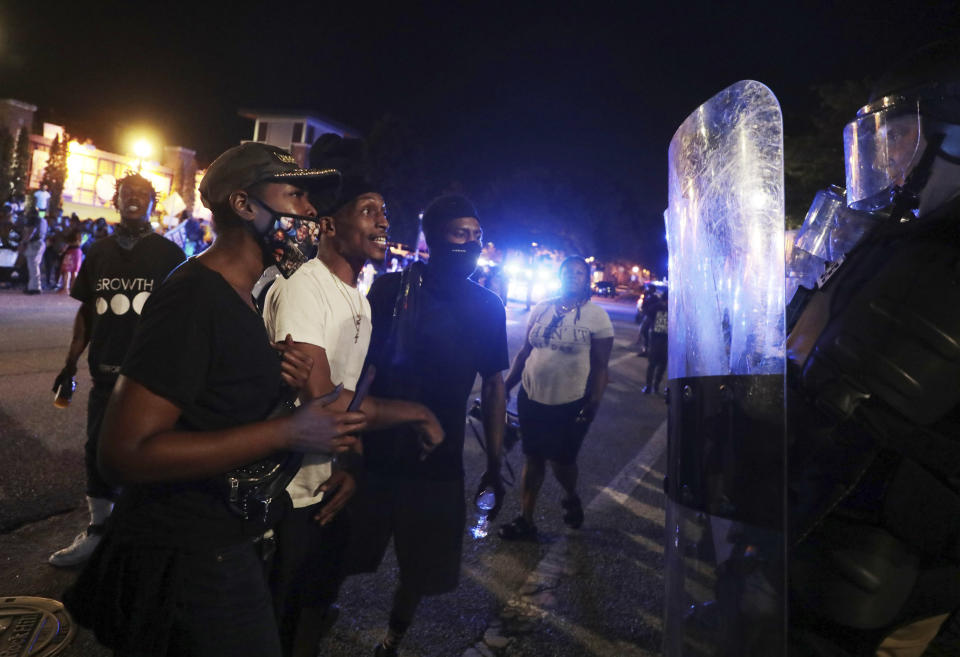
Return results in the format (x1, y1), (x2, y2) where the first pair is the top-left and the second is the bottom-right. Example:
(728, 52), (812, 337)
(499, 257), (614, 540)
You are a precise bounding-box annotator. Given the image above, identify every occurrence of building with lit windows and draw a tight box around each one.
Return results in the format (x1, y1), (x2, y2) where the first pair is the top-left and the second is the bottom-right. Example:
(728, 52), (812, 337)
(2, 98), (202, 223)
(239, 109), (357, 166)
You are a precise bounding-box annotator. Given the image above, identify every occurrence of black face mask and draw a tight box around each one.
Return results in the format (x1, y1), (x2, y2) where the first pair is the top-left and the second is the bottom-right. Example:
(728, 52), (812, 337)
(428, 240), (481, 279)
(249, 196), (318, 278)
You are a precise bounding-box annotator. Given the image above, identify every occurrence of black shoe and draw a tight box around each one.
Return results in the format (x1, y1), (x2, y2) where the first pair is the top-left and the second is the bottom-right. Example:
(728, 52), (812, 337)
(374, 642), (398, 657)
(561, 496), (584, 529)
(498, 515), (538, 541)
(642, 386), (652, 395)
(23, 289), (41, 295)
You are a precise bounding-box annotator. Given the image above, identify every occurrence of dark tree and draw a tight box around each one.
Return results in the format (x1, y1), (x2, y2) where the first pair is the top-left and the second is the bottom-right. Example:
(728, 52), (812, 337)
(783, 79), (872, 228)
(40, 134), (68, 218)
(365, 114), (431, 248)
(10, 128), (30, 199)
(0, 128), (12, 203)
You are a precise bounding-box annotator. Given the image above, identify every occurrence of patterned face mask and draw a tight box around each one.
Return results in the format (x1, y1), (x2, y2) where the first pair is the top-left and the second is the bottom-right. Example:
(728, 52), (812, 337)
(248, 196), (318, 278)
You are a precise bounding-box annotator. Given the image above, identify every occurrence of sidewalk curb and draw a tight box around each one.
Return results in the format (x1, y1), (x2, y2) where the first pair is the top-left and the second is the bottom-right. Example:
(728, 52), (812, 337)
(462, 420), (668, 657)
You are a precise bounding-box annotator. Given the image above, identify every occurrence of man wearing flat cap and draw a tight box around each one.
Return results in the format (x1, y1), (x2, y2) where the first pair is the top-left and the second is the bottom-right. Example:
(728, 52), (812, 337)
(64, 142), (366, 657)
(349, 193), (508, 657)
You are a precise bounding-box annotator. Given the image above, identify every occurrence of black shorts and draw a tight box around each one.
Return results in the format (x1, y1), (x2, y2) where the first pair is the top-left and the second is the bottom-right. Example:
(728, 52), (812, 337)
(345, 474), (465, 596)
(517, 387), (591, 465)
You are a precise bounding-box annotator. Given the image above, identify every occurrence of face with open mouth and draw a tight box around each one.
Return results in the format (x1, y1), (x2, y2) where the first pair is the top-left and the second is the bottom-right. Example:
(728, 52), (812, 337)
(116, 179), (155, 222)
(335, 192), (389, 263)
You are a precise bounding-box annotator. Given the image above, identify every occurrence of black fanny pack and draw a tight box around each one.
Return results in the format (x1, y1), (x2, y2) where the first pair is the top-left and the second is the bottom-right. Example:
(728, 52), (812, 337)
(222, 395), (300, 523)
(224, 451), (302, 523)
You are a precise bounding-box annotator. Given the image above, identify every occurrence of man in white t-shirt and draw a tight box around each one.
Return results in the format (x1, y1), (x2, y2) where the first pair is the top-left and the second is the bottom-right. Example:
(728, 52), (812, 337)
(262, 134), (443, 657)
(34, 184), (51, 214)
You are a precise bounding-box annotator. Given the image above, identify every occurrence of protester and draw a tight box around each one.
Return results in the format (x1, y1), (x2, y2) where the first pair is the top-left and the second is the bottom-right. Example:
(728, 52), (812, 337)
(48, 174), (186, 567)
(33, 183), (51, 215)
(349, 194), (508, 657)
(262, 134), (443, 657)
(56, 228), (83, 294)
(62, 142), (366, 657)
(43, 222), (65, 289)
(642, 289), (667, 395)
(635, 282), (658, 355)
(498, 256), (613, 540)
(17, 207), (46, 294)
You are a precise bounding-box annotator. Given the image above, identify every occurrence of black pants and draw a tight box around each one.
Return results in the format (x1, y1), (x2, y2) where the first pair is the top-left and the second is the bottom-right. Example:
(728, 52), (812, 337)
(270, 501), (349, 656)
(86, 382), (118, 500)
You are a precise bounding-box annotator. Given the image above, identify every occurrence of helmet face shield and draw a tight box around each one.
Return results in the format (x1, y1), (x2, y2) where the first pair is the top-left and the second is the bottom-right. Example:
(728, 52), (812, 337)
(844, 98), (922, 210)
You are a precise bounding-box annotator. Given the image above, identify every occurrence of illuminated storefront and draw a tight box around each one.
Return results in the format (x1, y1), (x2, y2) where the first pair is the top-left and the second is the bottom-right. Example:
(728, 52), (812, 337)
(25, 122), (203, 224)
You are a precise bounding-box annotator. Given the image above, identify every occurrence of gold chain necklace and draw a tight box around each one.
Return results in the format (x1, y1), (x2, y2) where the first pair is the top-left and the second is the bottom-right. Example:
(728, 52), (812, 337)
(330, 268), (364, 343)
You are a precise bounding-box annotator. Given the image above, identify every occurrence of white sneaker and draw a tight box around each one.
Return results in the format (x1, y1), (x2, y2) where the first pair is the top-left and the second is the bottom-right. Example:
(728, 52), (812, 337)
(48, 529), (101, 567)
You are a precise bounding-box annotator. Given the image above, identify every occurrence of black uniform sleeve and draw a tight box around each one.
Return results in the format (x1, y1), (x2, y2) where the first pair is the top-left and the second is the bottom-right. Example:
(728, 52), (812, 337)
(121, 275), (211, 409)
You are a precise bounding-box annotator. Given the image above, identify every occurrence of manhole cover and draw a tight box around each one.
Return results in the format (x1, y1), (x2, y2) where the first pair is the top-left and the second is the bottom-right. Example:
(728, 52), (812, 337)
(0, 597), (75, 656)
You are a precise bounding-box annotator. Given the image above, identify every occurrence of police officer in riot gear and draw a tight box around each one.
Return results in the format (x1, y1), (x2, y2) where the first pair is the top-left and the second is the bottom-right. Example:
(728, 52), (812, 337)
(786, 40), (960, 656)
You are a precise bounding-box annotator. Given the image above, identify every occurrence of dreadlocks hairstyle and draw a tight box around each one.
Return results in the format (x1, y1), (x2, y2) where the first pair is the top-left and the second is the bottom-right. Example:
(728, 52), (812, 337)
(112, 173), (157, 210)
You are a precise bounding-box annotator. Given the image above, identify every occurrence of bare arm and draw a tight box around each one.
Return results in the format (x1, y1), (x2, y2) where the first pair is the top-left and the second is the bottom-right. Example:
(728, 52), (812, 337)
(476, 370), (507, 519)
(480, 372), (506, 470)
(503, 323), (534, 395)
(580, 336), (614, 422)
(62, 303), (91, 377)
(97, 375), (365, 486)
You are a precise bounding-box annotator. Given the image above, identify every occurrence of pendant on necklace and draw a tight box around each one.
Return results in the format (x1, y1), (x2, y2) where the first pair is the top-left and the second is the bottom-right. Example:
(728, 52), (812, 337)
(353, 315), (361, 343)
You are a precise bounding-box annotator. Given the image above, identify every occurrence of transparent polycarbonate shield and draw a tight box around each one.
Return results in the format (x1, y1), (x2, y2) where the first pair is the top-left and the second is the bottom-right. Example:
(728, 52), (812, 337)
(795, 186), (845, 261)
(664, 80), (787, 657)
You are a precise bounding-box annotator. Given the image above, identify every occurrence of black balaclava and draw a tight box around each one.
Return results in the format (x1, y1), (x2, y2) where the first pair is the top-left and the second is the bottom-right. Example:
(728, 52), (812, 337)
(421, 194), (482, 280)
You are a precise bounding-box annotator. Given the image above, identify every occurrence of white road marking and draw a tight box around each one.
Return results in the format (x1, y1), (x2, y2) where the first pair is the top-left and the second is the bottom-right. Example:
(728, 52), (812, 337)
(462, 421), (668, 656)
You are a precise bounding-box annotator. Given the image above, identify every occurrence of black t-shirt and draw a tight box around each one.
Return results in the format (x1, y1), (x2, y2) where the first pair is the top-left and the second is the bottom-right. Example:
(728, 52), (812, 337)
(363, 270), (509, 481)
(71, 233), (185, 385)
(114, 259), (284, 547)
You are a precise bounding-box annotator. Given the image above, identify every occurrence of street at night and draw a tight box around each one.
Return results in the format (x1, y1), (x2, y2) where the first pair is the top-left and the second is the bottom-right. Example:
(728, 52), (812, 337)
(0, 287), (668, 657)
(3, 3), (960, 656)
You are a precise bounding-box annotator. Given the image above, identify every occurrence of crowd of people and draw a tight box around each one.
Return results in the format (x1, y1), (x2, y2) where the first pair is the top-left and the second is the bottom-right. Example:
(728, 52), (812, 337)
(37, 136), (615, 657)
(0, 195), (211, 295)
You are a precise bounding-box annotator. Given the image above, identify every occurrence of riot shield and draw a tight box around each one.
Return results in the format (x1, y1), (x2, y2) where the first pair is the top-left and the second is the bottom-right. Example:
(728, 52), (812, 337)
(663, 80), (787, 657)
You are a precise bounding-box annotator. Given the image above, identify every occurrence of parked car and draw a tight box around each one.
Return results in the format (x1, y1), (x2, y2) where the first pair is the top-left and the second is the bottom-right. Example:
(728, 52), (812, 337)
(592, 280), (616, 297)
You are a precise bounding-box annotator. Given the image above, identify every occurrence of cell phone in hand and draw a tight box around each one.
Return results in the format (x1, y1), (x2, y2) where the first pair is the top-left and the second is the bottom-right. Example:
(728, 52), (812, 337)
(347, 364), (376, 412)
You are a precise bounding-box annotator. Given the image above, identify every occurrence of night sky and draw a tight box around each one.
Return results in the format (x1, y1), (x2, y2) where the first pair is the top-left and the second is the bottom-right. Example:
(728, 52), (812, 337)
(3, 1), (959, 267)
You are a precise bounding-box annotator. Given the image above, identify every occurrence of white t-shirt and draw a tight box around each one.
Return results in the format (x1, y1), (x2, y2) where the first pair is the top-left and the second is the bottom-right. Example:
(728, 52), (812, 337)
(262, 258), (372, 508)
(33, 189), (51, 211)
(521, 300), (614, 406)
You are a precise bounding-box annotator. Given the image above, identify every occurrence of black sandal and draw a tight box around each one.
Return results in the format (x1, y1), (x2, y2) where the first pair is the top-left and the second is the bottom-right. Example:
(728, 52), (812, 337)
(561, 496), (584, 528)
(498, 516), (538, 540)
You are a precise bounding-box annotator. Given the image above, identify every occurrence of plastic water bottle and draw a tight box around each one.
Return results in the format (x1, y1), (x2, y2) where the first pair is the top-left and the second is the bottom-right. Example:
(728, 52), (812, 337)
(471, 488), (496, 539)
(53, 377), (76, 409)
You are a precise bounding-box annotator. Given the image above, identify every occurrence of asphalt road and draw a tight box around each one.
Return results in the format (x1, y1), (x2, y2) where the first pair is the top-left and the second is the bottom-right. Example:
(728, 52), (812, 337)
(0, 287), (669, 657)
